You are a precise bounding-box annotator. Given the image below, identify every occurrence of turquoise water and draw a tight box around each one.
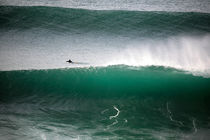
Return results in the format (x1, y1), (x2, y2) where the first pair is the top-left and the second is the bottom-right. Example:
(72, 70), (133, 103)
(0, 4), (210, 140)
(0, 66), (210, 139)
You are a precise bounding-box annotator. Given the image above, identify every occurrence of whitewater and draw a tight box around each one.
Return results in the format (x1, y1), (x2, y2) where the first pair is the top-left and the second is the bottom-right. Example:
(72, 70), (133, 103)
(0, 0), (210, 140)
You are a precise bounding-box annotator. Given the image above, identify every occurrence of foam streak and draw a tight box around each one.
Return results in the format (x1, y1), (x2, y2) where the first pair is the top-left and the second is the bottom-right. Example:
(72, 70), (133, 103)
(109, 106), (120, 120)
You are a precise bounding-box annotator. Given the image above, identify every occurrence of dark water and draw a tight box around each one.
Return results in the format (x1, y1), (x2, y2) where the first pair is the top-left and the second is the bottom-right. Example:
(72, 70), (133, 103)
(0, 66), (210, 139)
(1, 6), (210, 37)
(0, 5), (210, 140)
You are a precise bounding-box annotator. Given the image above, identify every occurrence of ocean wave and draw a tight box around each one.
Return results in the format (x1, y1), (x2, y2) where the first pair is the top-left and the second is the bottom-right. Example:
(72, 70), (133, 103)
(1, 4), (210, 140)
(1, 6), (210, 34)
(1, 65), (210, 98)
(1, 0), (210, 13)
(0, 7), (210, 75)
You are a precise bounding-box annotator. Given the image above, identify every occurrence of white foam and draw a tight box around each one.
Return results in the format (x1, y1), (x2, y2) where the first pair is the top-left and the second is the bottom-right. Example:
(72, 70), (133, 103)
(105, 35), (210, 76)
(41, 134), (47, 140)
(107, 119), (118, 127)
(109, 106), (120, 120)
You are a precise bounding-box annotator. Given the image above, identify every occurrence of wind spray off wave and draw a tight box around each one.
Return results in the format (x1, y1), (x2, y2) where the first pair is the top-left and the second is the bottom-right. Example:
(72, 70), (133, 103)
(0, 6), (210, 77)
(1, 2), (210, 140)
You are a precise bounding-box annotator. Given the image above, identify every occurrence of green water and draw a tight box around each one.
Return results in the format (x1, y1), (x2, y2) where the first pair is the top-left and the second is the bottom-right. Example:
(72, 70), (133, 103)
(0, 66), (210, 139)
(1, 5), (210, 140)
(1, 6), (210, 38)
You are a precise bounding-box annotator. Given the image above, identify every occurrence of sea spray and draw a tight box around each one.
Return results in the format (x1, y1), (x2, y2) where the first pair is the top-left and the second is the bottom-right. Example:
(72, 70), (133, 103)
(1, 3), (210, 140)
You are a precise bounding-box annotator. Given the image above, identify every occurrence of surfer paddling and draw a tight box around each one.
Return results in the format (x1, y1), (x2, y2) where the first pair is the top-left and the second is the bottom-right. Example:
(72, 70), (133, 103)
(66, 59), (73, 63)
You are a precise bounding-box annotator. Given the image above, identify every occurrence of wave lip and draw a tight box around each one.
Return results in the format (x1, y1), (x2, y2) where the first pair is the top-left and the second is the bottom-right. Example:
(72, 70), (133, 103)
(1, 65), (210, 97)
(104, 35), (210, 77)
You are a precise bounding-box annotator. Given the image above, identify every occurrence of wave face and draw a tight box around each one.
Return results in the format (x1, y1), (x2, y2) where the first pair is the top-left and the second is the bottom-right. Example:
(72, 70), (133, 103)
(0, 4), (210, 140)
(0, 66), (210, 139)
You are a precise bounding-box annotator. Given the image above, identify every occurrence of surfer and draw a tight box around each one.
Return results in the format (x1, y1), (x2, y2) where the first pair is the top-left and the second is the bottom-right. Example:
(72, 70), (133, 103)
(66, 59), (73, 63)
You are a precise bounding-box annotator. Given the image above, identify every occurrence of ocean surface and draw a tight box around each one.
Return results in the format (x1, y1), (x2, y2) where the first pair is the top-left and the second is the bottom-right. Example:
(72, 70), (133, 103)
(0, 0), (210, 139)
